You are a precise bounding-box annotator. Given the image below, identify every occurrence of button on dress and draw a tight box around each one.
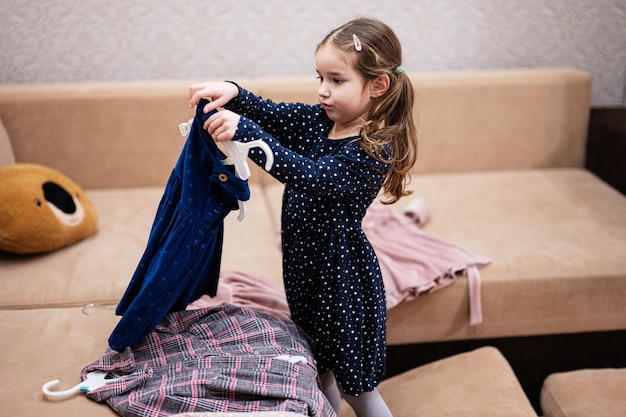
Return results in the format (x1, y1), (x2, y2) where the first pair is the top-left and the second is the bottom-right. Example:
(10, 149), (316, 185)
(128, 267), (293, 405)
(226, 87), (390, 395)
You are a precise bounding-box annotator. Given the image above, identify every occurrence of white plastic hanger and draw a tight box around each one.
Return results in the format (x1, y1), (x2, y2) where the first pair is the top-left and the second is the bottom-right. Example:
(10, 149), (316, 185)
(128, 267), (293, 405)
(178, 118), (274, 221)
(221, 140), (273, 181)
(221, 140), (274, 221)
(42, 371), (122, 400)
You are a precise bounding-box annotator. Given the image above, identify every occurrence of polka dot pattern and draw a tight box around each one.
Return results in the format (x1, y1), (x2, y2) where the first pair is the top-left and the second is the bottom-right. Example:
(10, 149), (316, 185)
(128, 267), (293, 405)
(227, 87), (389, 395)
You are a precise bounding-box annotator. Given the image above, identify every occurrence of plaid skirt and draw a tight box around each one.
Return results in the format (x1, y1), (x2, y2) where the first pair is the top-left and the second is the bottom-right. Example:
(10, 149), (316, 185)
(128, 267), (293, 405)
(85, 305), (335, 417)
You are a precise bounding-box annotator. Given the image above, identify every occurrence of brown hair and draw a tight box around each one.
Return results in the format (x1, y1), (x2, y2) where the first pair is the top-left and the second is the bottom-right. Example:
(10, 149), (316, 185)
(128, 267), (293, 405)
(318, 17), (418, 204)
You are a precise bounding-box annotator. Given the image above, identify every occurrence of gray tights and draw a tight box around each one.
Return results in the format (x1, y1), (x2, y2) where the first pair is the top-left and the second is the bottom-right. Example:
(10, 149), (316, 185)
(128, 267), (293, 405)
(320, 371), (393, 417)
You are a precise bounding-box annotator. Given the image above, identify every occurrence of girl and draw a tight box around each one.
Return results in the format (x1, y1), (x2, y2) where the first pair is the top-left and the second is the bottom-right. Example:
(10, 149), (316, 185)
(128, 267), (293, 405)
(189, 17), (417, 417)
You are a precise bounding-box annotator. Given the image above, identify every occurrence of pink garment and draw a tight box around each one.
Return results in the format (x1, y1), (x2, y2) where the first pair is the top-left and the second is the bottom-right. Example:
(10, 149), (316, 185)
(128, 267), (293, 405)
(187, 270), (291, 321)
(190, 197), (490, 326)
(362, 198), (491, 325)
(401, 194), (431, 227)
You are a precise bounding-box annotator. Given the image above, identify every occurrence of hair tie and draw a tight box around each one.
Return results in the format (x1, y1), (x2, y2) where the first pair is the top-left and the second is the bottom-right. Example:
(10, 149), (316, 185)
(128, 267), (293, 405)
(352, 34), (362, 51)
(393, 65), (405, 75)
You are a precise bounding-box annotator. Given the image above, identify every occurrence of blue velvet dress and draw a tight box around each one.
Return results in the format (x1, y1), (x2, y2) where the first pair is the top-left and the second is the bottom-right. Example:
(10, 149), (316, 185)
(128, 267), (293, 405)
(226, 87), (389, 395)
(108, 100), (250, 352)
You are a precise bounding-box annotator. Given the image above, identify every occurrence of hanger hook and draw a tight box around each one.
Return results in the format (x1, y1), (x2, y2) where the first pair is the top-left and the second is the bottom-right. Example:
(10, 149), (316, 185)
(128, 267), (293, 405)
(43, 371), (116, 400)
(42, 379), (83, 400)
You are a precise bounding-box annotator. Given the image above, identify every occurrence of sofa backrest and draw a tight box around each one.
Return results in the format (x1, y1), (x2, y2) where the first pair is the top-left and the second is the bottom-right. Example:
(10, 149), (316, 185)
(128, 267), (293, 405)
(253, 69), (592, 175)
(0, 68), (591, 189)
(0, 80), (199, 189)
(410, 68), (591, 174)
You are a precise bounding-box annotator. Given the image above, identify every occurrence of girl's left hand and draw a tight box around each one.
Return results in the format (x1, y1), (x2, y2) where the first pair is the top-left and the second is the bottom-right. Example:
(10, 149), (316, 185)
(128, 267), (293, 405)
(203, 110), (240, 142)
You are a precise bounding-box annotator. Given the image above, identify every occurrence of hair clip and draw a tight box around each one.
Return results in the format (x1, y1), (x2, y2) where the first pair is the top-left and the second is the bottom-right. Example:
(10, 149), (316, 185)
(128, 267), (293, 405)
(352, 34), (362, 51)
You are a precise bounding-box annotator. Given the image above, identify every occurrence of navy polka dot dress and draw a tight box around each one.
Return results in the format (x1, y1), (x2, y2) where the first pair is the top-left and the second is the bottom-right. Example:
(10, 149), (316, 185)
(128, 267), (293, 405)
(226, 86), (389, 395)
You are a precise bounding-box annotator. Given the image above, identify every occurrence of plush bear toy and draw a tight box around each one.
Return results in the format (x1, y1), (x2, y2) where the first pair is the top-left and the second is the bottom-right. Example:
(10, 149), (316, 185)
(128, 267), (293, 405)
(0, 163), (98, 254)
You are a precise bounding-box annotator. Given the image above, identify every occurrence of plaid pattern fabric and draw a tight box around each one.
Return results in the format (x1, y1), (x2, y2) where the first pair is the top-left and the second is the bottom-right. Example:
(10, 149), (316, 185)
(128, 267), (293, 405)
(83, 305), (336, 417)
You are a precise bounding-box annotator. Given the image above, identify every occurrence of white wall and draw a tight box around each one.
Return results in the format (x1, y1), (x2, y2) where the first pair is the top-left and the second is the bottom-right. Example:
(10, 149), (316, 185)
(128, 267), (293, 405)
(1, 0), (625, 106)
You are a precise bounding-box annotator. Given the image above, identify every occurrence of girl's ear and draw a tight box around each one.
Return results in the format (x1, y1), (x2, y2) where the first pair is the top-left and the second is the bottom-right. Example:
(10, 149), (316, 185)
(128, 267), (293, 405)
(369, 74), (390, 98)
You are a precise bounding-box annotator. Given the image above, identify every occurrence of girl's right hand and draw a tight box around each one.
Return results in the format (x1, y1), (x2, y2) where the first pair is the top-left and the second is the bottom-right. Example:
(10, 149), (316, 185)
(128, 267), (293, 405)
(188, 82), (239, 114)
(203, 110), (240, 142)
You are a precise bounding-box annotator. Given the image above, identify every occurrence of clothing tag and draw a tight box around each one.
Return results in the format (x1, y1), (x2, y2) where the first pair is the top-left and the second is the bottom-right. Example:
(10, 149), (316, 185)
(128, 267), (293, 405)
(179, 119), (193, 137)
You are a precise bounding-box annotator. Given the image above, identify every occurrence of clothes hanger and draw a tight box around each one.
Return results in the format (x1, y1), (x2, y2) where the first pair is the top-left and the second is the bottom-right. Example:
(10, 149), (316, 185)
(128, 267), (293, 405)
(221, 140), (273, 221)
(42, 371), (122, 400)
(179, 116), (274, 221)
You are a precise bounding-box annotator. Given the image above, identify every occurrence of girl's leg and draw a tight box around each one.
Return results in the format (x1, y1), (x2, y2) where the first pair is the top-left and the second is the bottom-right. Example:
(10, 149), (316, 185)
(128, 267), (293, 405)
(343, 388), (393, 417)
(320, 370), (343, 413)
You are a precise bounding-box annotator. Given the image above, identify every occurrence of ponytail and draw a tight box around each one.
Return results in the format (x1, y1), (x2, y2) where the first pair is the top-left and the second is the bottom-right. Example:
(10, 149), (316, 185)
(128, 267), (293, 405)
(361, 70), (417, 204)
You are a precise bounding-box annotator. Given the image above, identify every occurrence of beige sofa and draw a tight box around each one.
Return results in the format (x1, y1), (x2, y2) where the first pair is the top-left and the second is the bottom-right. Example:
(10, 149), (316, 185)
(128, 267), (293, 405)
(1, 68), (625, 416)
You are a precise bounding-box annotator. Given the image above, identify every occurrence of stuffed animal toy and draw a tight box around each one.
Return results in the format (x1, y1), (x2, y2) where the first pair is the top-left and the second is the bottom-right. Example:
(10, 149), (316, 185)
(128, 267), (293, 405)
(0, 163), (98, 254)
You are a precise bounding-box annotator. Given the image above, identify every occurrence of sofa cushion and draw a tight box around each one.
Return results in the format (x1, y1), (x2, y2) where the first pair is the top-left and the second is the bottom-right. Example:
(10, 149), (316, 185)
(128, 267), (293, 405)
(264, 167), (626, 344)
(0, 188), (159, 309)
(0, 307), (119, 417)
(540, 368), (626, 417)
(340, 346), (536, 417)
(388, 168), (626, 343)
(0, 184), (282, 309)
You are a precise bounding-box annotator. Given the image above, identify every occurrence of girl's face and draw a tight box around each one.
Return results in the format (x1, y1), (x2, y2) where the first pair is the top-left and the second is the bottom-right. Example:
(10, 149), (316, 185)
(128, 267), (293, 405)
(315, 44), (373, 138)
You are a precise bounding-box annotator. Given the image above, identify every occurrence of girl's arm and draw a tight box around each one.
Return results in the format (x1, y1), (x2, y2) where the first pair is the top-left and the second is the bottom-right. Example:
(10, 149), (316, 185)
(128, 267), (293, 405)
(234, 115), (388, 197)
(224, 85), (322, 150)
(190, 81), (321, 150)
(190, 82), (386, 196)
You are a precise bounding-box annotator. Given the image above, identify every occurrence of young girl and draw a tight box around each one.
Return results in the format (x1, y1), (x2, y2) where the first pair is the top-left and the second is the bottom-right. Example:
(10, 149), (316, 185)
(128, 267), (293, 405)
(189, 17), (417, 417)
